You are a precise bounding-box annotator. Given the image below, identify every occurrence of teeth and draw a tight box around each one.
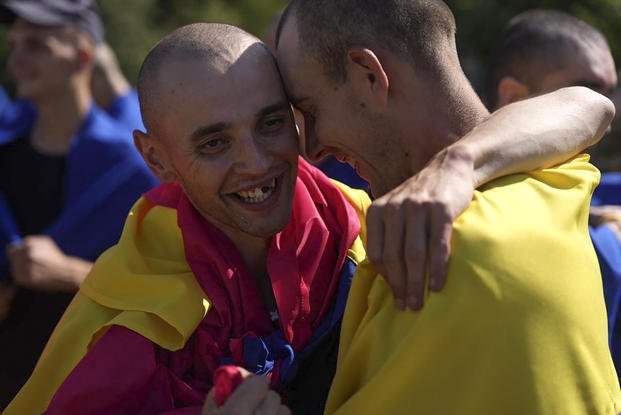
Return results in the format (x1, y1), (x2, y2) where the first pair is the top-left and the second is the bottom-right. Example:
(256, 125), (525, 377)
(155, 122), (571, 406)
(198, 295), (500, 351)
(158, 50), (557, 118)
(235, 178), (276, 204)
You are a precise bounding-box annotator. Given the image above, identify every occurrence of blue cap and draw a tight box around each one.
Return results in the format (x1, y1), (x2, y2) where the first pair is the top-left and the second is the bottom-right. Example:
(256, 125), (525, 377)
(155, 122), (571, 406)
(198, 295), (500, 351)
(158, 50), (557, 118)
(0, 0), (104, 44)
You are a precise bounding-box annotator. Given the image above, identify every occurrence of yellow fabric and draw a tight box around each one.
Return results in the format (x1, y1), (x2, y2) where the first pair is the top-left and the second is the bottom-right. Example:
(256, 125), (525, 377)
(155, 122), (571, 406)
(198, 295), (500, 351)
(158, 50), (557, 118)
(326, 155), (621, 415)
(6, 184), (369, 415)
(5, 197), (207, 415)
(331, 180), (371, 247)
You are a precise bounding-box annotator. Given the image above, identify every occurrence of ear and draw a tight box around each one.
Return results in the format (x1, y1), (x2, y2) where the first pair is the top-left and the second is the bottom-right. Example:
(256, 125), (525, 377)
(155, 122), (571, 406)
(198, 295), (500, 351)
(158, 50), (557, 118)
(133, 129), (177, 183)
(346, 48), (390, 107)
(496, 76), (531, 107)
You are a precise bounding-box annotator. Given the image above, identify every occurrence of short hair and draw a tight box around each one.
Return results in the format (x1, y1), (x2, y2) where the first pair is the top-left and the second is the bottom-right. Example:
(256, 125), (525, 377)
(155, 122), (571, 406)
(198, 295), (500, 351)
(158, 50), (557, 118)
(277, 0), (457, 82)
(485, 9), (611, 108)
(136, 23), (261, 131)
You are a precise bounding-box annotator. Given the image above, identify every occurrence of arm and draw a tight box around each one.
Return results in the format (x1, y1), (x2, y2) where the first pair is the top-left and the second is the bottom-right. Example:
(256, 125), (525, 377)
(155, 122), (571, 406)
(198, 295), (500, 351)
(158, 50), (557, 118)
(463, 86), (614, 186)
(7, 235), (93, 292)
(367, 86), (615, 310)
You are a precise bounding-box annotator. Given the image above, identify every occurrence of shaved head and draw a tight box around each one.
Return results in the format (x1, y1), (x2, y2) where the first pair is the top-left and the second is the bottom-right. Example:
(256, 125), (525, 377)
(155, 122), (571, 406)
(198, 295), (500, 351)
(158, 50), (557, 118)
(278, 0), (457, 83)
(486, 10), (615, 108)
(137, 23), (265, 132)
(132, 22), (299, 242)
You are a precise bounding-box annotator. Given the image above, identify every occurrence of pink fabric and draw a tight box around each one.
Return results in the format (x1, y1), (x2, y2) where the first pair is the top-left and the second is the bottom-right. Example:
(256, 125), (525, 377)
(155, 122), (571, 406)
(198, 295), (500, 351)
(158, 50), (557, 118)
(44, 158), (360, 413)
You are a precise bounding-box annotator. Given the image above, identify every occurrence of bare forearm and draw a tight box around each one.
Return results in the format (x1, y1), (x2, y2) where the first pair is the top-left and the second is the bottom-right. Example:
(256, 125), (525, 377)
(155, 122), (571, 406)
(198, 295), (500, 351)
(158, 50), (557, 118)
(449, 86), (615, 187)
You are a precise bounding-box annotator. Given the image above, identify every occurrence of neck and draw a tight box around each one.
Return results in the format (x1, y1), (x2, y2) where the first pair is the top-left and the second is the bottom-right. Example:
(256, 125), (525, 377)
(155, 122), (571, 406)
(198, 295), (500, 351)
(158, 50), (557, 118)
(227, 231), (270, 279)
(30, 80), (92, 155)
(401, 66), (489, 178)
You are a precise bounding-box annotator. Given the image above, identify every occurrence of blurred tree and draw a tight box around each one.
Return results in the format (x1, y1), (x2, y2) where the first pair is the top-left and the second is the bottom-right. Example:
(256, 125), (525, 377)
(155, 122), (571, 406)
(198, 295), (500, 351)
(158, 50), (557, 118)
(445, 0), (621, 92)
(0, 0), (619, 168)
(99, 0), (287, 85)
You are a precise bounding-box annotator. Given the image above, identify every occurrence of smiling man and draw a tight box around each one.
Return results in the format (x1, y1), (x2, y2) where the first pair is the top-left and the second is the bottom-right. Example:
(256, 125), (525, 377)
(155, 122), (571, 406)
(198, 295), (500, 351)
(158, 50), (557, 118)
(276, 0), (620, 413)
(5, 20), (618, 415)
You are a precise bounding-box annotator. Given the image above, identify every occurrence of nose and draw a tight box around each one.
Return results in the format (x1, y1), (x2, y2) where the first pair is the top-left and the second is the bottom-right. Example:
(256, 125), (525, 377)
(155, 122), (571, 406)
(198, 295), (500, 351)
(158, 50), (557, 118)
(235, 132), (273, 175)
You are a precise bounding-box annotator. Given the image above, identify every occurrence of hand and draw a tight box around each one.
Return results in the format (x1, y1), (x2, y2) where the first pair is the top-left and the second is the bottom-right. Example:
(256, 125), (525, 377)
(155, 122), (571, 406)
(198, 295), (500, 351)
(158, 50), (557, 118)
(202, 367), (291, 415)
(6, 235), (92, 292)
(366, 147), (475, 310)
(590, 205), (621, 226)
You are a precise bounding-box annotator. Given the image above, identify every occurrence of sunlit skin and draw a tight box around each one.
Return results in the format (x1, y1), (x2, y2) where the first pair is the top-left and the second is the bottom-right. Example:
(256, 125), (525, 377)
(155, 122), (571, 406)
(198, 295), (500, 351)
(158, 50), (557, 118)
(276, 20), (418, 198)
(134, 44), (300, 263)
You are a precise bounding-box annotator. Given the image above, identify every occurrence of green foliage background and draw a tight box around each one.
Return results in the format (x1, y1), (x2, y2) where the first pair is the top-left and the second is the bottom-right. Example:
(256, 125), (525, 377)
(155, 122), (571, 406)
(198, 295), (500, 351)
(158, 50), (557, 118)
(2, 0), (621, 93)
(1, 0), (620, 167)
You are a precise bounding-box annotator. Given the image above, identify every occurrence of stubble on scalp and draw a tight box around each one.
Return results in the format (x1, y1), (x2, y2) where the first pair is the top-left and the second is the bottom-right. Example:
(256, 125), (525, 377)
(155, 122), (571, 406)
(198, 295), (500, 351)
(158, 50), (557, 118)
(136, 23), (262, 135)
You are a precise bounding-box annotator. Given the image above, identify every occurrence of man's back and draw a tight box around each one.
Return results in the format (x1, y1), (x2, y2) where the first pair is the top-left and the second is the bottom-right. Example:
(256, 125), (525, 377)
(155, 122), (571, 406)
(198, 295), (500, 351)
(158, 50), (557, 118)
(326, 155), (620, 414)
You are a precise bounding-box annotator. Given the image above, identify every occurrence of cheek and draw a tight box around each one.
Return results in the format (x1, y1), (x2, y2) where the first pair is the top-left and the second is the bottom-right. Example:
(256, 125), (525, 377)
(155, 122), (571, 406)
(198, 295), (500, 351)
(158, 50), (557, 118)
(271, 128), (301, 160)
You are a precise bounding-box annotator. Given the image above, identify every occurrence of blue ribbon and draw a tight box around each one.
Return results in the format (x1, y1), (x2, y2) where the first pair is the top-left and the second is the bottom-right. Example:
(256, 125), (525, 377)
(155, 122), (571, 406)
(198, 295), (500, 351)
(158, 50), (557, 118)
(220, 257), (356, 386)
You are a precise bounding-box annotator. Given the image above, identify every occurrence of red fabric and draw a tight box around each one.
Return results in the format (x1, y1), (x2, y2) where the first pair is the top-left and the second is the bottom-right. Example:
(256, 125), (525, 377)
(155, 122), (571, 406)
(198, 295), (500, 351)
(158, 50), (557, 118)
(213, 366), (243, 406)
(44, 158), (360, 414)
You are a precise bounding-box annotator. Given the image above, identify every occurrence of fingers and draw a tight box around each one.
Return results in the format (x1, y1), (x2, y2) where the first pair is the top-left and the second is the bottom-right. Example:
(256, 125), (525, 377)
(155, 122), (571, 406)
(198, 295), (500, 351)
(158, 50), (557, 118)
(253, 390), (283, 414)
(366, 203), (386, 276)
(381, 205), (407, 309)
(202, 388), (218, 414)
(428, 206), (452, 291)
(403, 205), (427, 310)
(204, 373), (288, 415)
(6, 242), (30, 286)
(220, 375), (270, 414)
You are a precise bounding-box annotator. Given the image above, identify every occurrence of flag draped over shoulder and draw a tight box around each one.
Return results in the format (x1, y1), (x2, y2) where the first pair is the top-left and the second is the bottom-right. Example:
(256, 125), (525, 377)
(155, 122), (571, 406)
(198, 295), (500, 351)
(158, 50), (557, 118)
(326, 155), (621, 415)
(5, 158), (368, 415)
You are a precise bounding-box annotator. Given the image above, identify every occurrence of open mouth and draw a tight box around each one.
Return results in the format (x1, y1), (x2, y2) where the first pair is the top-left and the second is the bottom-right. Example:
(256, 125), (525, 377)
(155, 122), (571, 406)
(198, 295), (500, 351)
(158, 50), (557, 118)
(233, 177), (277, 204)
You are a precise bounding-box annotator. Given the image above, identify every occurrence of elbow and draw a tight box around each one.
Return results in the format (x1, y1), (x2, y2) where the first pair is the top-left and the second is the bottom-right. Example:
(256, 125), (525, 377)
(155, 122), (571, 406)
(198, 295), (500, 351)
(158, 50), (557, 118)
(562, 86), (615, 145)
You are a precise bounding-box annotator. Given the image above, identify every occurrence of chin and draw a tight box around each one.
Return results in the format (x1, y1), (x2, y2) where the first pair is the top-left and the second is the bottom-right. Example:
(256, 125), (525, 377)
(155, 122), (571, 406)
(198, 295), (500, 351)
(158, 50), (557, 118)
(245, 210), (292, 239)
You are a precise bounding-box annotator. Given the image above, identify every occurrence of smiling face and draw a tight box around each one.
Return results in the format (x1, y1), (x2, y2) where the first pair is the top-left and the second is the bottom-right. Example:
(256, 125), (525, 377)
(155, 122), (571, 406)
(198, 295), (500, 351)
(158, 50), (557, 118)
(276, 17), (405, 197)
(138, 45), (299, 242)
(7, 18), (83, 101)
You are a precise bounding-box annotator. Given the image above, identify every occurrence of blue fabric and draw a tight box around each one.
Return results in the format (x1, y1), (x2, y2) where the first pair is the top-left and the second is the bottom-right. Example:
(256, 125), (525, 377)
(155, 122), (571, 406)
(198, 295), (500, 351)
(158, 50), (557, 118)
(106, 89), (144, 131)
(0, 103), (158, 281)
(220, 257), (356, 385)
(317, 157), (369, 190)
(592, 173), (621, 206)
(0, 87), (10, 116)
(590, 225), (621, 379)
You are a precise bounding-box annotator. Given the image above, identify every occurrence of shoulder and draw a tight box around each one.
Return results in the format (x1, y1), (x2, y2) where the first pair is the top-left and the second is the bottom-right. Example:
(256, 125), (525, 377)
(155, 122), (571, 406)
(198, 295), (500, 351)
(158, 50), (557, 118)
(80, 193), (207, 350)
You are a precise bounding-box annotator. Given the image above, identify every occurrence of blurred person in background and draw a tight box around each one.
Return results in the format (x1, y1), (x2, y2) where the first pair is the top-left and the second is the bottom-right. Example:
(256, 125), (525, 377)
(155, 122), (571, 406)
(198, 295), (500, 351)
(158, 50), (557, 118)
(91, 41), (144, 131)
(0, 0), (157, 406)
(486, 9), (621, 378)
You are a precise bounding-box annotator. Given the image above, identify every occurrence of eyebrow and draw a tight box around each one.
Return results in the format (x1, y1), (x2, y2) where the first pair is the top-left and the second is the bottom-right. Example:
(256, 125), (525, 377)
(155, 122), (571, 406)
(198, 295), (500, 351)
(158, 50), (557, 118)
(258, 101), (290, 118)
(189, 101), (291, 143)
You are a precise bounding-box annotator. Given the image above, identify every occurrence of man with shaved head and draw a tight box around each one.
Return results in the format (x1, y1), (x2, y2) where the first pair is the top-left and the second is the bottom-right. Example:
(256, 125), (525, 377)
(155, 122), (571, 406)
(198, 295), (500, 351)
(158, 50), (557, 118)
(5, 19), (618, 414)
(276, 0), (620, 413)
(485, 9), (617, 110)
